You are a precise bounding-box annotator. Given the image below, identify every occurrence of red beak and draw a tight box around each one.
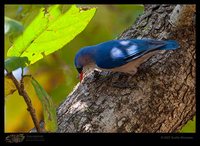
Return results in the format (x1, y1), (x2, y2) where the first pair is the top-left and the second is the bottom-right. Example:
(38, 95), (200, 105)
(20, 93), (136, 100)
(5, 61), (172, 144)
(79, 72), (83, 82)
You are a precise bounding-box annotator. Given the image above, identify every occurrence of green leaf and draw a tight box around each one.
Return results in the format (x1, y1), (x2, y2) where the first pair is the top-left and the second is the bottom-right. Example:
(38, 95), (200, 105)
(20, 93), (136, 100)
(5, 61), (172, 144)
(5, 56), (30, 73)
(5, 16), (24, 37)
(7, 5), (96, 65)
(180, 116), (196, 133)
(31, 77), (57, 132)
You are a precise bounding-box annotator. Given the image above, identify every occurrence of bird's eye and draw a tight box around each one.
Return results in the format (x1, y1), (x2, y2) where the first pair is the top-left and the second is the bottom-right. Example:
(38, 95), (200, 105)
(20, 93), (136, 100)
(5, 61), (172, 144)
(76, 67), (83, 73)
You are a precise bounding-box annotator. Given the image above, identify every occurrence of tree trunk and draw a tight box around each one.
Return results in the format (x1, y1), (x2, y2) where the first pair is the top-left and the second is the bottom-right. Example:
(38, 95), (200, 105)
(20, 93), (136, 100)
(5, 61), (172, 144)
(57, 4), (196, 133)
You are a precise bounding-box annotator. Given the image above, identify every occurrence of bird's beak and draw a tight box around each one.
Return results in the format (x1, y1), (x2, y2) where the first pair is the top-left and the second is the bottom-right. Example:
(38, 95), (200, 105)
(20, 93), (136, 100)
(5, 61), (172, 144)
(78, 72), (83, 82)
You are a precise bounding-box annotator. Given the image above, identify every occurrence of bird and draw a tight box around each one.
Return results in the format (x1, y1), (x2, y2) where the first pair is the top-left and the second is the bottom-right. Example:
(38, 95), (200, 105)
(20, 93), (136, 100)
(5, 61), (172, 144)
(74, 39), (180, 81)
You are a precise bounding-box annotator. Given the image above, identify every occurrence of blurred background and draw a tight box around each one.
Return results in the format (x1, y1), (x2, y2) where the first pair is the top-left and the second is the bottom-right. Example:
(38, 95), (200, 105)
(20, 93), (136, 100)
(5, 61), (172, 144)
(4, 4), (144, 132)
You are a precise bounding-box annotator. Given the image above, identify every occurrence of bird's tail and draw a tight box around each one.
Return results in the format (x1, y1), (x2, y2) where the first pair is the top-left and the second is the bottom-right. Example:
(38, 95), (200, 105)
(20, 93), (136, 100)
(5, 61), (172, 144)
(160, 40), (180, 50)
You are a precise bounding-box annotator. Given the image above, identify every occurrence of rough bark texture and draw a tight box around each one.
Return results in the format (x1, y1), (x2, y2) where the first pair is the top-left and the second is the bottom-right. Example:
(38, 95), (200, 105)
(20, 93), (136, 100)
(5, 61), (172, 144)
(57, 4), (196, 133)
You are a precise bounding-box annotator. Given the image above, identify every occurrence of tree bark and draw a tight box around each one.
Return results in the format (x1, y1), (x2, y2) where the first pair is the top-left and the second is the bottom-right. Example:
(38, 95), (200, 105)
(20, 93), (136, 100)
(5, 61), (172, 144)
(57, 4), (196, 133)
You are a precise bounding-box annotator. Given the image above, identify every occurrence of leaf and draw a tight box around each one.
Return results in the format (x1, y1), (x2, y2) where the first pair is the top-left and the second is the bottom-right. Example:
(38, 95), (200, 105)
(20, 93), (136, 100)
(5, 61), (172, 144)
(31, 77), (57, 132)
(4, 16), (24, 37)
(7, 5), (96, 65)
(5, 56), (30, 73)
(180, 116), (196, 133)
(5, 76), (17, 97)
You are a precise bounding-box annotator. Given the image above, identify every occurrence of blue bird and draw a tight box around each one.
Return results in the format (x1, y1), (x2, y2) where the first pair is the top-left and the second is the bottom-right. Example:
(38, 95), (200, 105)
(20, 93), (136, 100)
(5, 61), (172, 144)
(74, 39), (180, 81)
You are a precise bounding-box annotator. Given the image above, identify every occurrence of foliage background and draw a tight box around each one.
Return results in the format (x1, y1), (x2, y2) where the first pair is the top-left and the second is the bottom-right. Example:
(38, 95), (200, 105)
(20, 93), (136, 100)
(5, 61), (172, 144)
(4, 4), (195, 133)
(4, 4), (144, 132)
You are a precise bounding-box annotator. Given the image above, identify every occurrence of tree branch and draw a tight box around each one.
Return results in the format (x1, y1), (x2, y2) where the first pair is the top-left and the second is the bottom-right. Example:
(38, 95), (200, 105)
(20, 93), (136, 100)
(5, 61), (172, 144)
(57, 4), (195, 133)
(7, 72), (42, 133)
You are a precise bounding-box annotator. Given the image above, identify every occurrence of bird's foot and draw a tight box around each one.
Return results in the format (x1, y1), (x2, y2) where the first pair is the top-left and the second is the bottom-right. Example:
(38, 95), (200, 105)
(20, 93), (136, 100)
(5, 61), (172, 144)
(93, 69), (111, 82)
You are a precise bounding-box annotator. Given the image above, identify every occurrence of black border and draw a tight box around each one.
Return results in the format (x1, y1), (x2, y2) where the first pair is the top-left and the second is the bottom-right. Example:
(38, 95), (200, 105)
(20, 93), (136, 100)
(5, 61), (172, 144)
(2, 1), (198, 145)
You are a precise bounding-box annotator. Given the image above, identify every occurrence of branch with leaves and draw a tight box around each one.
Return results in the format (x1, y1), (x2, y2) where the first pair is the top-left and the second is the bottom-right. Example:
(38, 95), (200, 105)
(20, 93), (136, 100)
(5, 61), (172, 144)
(5, 5), (96, 132)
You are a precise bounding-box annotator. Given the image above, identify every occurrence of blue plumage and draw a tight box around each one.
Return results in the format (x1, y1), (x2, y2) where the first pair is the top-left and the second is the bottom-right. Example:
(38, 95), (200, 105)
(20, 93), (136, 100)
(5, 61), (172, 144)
(74, 39), (180, 77)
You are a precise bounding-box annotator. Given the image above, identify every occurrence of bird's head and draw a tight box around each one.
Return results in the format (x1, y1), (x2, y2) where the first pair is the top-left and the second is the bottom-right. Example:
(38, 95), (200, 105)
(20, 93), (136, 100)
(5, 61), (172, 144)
(74, 47), (95, 82)
(74, 52), (83, 82)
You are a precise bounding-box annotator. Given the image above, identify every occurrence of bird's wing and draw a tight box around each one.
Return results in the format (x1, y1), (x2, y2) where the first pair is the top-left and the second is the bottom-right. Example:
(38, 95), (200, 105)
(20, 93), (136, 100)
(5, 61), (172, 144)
(95, 39), (166, 69)
(121, 39), (166, 62)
